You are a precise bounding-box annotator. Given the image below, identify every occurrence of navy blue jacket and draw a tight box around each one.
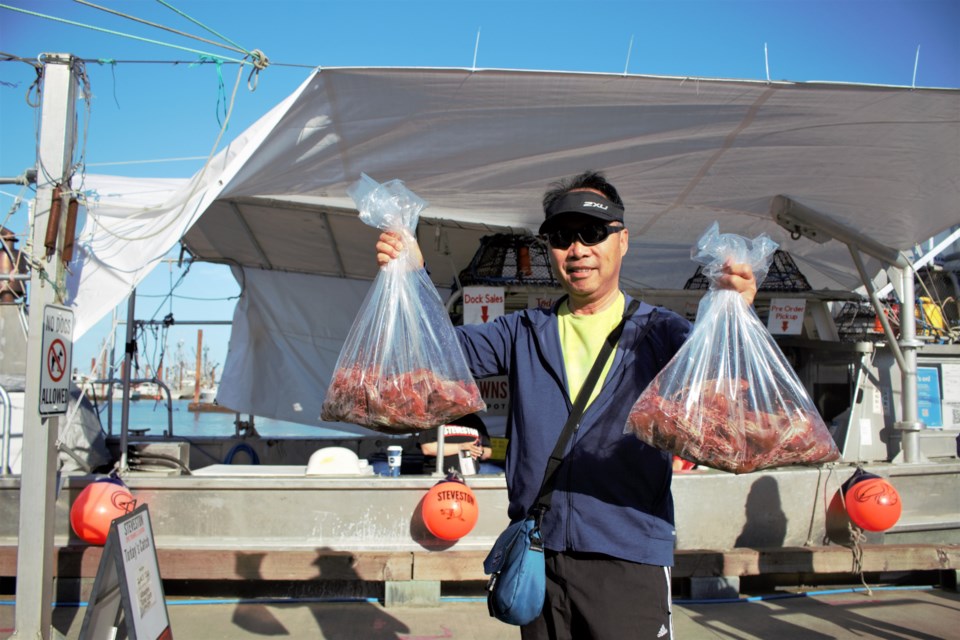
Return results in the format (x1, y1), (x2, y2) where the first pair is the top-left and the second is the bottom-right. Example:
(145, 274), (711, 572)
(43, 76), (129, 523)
(457, 294), (691, 566)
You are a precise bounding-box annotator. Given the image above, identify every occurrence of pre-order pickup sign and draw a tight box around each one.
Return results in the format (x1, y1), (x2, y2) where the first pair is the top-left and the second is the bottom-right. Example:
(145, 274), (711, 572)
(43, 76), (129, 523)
(39, 304), (74, 416)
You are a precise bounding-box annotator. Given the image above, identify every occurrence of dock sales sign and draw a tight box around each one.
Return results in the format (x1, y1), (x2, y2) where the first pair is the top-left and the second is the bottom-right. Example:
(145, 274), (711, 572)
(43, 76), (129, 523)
(39, 304), (74, 415)
(462, 286), (505, 325)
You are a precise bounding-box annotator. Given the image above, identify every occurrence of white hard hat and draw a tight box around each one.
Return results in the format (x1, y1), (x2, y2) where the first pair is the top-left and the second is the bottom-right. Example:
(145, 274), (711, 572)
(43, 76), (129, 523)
(306, 447), (367, 475)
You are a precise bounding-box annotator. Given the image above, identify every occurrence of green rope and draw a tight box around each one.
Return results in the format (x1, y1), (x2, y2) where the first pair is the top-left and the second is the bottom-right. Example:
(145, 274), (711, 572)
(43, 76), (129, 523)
(155, 0), (249, 56)
(192, 56), (229, 128)
(0, 3), (245, 63)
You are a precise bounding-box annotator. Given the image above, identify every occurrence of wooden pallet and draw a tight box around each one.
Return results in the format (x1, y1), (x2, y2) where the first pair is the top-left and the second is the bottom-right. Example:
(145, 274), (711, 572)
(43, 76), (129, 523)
(2, 543), (958, 583)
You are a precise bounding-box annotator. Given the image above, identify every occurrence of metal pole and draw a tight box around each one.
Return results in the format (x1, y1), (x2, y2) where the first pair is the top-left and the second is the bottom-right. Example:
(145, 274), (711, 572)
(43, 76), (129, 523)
(849, 247), (907, 371)
(194, 329), (203, 404)
(106, 308), (117, 435)
(435, 426), (445, 477)
(771, 196), (924, 464)
(119, 291), (136, 472)
(895, 266), (924, 464)
(1, 384), (11, 475)
(13, 53), (78, 640)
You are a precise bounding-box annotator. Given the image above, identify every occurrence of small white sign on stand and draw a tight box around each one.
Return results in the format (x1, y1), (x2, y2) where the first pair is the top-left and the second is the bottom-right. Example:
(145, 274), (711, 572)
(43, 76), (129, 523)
(767, 298), (806, 335)
(39, 304), (74, 416)
(941, 363), (960, 428)
(79, 504), (173, 640)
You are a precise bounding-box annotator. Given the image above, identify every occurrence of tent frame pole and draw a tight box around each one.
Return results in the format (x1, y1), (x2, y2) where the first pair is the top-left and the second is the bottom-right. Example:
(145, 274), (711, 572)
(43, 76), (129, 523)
(772, 195), (923, 465)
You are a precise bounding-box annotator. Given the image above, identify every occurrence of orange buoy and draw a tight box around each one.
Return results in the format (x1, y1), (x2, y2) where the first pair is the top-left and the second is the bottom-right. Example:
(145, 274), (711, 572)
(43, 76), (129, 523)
(69, 479), (136, 545)
(422, 475), (479, 541)
(845, 476), (902, 532)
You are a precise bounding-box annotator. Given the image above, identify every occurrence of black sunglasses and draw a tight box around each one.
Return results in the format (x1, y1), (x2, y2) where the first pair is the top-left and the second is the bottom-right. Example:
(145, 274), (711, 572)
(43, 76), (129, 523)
(539, 223), (623, 249)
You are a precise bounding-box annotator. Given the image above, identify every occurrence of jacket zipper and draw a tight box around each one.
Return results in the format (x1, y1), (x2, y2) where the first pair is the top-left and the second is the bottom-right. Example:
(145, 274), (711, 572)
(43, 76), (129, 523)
(561, 307), (659, 551)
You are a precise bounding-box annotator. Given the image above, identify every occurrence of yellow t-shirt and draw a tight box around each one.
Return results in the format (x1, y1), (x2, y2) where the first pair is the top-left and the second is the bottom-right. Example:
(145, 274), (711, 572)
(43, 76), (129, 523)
(557, 293), (625, 407)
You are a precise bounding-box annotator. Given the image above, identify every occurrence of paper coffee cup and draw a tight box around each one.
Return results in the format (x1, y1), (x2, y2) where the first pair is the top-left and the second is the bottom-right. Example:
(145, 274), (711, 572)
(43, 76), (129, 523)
(387, 445), (403, 468)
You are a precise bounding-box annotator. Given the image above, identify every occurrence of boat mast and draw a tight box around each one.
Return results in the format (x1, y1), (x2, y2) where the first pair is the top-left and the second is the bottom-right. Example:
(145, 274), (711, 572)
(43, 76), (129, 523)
(194, 328), (203, 404)
(14, 53), (79, 640)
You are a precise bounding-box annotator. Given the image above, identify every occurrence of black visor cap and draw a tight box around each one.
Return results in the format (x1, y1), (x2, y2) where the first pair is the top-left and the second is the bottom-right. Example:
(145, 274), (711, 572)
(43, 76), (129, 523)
(540, 191), (624, 234)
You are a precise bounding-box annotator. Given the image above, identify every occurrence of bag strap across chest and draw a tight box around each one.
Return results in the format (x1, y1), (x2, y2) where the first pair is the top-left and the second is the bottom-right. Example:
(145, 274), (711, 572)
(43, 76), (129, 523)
(531, 298), (648, 518)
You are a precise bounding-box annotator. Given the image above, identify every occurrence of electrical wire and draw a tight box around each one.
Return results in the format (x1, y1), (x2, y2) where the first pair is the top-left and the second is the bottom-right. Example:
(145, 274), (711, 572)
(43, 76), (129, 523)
(155, 0), (250, 57)
(82, 57), (245, 244)
(75, 57), (316, 69)
(0, 3), (246, 63)
(72, 0), (247, 56)
(127, 451), (192, 475)
(70, 0), (270, 88)
(0, 50), (43, 106)
(85, 156), (209, 167)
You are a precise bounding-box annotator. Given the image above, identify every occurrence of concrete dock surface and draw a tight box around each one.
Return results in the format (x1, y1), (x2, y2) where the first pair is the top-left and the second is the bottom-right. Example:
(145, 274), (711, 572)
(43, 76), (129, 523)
(3, 585), (960, 639)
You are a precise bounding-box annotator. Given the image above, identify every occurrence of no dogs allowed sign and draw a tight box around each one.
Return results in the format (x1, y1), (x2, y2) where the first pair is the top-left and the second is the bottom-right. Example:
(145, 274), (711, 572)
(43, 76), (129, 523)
(39, 304), (74, 415)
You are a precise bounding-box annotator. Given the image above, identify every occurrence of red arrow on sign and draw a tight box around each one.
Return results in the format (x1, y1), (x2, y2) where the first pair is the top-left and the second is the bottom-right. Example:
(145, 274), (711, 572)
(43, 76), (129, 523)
(481, 305), (489, 322)
(782, 320), (790, 331)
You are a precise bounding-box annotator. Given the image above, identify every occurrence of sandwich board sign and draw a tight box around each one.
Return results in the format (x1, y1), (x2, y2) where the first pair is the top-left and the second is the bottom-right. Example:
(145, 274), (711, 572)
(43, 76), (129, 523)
(39, 304), (73, 415)
(79, 504), (172, 640)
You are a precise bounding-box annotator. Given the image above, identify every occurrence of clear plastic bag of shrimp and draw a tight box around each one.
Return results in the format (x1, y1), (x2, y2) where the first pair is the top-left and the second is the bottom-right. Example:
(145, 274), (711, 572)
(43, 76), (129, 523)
(624, 222), (840, 473)
(320, 174), (485, 433)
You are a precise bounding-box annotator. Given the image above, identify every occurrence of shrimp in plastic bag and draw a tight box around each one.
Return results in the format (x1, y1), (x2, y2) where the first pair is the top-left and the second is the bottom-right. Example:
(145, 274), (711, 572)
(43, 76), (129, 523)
(321, 174), (485, 433)
(624, 222), (840, 473)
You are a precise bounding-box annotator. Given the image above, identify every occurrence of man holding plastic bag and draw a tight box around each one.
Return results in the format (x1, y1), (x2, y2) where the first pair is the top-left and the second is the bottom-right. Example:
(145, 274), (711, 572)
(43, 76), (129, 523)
(624, 223), (841, 473)
(377, 171), (757, 640)
(321, 175), (486, 432)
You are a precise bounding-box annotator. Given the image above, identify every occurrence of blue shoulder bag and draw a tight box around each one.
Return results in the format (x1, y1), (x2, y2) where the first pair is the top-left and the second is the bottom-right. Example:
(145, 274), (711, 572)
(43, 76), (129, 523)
(484, 299), (642, 626)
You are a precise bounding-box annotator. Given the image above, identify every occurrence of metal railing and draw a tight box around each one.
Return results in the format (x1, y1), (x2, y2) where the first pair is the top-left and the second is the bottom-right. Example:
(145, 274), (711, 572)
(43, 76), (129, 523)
(84, 377), (175, 437)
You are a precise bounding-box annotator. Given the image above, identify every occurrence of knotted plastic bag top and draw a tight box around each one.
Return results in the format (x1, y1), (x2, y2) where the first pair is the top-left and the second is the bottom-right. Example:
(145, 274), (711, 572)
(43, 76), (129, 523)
(624, 222), (840, 473)
(321, 175), (485, 433)
(348, 172), (426, 233)
(692, 221), (778, 286)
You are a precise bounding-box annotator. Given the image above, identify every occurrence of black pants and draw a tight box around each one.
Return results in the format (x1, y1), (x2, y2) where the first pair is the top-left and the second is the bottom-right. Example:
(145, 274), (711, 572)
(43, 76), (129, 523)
(521, 551), (672, 640)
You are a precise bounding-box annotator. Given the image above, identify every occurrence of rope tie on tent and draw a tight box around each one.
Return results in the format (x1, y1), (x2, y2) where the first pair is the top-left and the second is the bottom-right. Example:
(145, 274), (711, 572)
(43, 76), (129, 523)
(246, 49), (269, 90)
(193, 55), (229, 127)
(155, 0), (270, 92)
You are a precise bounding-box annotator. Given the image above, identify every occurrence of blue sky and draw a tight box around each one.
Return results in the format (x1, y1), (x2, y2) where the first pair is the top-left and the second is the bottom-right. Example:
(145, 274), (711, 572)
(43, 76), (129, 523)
(1, 0), (958, 379)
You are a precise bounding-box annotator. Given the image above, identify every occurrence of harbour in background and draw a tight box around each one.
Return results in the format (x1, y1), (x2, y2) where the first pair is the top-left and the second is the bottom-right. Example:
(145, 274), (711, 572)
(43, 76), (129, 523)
(93, 398), (363, 440)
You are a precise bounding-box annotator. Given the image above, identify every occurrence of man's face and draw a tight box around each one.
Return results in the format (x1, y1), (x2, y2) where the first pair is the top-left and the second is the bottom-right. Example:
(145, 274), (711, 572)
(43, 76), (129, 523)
(545, 211), (629, 310)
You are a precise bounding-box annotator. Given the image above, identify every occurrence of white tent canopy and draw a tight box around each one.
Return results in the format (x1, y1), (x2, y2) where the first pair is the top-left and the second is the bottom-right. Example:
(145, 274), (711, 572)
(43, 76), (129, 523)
(66, 67), (960, 430)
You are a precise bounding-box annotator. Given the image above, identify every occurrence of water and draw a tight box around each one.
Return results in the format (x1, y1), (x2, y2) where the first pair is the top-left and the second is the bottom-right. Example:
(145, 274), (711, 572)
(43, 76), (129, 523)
(93, 398), (363, 439)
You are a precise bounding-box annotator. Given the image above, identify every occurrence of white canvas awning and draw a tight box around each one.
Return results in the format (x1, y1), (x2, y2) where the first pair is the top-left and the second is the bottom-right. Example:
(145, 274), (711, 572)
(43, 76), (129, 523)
(66, 67), (960, 430)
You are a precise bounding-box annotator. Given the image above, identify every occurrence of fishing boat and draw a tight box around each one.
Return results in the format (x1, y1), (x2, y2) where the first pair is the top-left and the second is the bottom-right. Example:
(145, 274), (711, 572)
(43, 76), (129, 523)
(2, 63), (959, 616)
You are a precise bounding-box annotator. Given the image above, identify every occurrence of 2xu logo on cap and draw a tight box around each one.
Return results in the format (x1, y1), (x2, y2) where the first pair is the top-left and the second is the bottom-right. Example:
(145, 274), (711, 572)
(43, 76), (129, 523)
(583, 201), (608, 210)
